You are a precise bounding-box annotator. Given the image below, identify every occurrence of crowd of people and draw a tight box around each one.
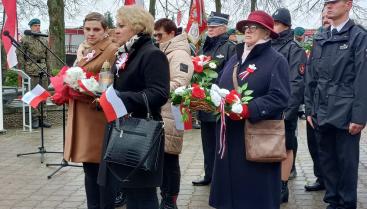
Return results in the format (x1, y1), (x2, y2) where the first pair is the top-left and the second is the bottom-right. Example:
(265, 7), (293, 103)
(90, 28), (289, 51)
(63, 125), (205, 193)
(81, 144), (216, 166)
(15, 0), (366, 208)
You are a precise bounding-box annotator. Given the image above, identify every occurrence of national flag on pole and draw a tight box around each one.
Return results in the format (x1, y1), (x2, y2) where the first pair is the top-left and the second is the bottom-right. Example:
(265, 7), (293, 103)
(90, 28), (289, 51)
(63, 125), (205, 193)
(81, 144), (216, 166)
(99, 86), (128, 122)
(2, 0), (18, 68)
(185, 0), (207, 45)
(22, 85), (51, 109)
(124, 0), (144, 6)
(177, 10), (182, 27)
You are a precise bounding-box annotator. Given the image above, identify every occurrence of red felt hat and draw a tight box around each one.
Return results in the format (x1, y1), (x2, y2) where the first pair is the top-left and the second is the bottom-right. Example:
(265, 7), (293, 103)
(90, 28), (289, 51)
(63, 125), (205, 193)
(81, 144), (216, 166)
(236, 10), (279, 39)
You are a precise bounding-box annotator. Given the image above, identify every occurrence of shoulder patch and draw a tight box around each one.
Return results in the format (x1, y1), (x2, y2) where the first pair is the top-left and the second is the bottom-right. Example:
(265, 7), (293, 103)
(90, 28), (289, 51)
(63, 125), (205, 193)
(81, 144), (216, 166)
(180, 63), (188, 73)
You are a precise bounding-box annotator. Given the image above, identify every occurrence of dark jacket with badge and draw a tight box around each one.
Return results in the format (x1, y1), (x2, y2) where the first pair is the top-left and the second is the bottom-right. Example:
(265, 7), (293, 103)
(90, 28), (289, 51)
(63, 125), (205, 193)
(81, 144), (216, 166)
(98, 35), (170, 188)
(209, 41), (290, 209)
(198, 33), (236, 121)
(272, 29), (307, 120)
(304, 20), (367, 129)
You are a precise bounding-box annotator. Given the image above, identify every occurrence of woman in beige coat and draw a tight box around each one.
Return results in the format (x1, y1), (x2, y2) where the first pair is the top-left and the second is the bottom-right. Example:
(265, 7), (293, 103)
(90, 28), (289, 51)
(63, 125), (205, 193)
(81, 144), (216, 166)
(154, 18), (194, 209)
(64, 12), (118, 209)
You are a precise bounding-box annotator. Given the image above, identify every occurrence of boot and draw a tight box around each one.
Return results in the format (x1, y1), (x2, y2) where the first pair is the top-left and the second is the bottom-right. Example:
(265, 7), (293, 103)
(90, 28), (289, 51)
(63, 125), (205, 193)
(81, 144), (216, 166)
(160, 193), (178, 209)
(41, 119), (52, 128)
(280, 181), (289, 203)
(32, 118), (39, 129)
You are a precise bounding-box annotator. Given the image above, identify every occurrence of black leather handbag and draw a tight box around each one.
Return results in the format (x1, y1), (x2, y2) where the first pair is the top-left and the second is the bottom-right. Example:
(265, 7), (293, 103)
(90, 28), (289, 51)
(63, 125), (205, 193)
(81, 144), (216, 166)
(103, 92), (164, 182)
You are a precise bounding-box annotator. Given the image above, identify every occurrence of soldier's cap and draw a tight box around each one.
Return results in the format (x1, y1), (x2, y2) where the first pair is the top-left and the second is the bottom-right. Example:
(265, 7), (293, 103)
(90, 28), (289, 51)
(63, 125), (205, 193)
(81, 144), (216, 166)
(28, 18), (41, 27)
(272, 8), (291, 27)
(227, 28), (236, 35)
(294, 27), (305, 36)
(207, 12), (229, 27)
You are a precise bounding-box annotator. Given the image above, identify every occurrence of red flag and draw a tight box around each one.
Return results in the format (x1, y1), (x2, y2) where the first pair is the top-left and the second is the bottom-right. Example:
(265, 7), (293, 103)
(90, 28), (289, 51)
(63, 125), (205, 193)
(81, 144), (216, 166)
(185, 0), (207, 44)
(177, 10), (182, 27)
(2, 0), (18, 68)
(22, 85), (51, 109)
(99, 86), (127, 122)
(125, 0), (144, 6)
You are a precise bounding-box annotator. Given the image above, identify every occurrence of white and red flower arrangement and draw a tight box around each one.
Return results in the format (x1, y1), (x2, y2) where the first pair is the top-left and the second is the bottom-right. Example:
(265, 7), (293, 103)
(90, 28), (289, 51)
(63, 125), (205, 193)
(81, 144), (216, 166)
(50, 66), (102, 105)
(191, 55), (219, 87)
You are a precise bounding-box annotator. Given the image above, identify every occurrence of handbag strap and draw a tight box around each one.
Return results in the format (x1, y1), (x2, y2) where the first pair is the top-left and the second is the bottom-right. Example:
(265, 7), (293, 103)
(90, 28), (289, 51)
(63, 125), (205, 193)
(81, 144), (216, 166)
(141, 92), (152, 120)
(108, 125), (164, 183)
(232, 62), (240, 90)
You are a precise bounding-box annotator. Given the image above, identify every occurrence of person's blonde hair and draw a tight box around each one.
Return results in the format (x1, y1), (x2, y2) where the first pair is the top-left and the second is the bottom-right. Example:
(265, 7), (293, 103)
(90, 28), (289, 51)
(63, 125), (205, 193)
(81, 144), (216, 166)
(116, 5), (154, 36)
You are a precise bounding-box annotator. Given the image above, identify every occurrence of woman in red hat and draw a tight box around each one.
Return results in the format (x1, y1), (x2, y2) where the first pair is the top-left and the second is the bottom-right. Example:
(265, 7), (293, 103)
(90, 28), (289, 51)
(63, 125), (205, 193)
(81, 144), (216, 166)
(209, 11), (290, 209)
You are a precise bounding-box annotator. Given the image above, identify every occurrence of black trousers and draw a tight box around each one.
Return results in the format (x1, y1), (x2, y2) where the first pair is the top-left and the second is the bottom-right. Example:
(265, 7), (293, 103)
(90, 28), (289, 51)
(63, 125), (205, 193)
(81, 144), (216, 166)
(83, 163), (114, 209)
(317, 125), (360, 209)
(285, 118), (298, 150)
(125, 187), (159, 209)
(200, 121), (216, 180)
(306, 122), (323, 183)
(161, 153), (180, 195)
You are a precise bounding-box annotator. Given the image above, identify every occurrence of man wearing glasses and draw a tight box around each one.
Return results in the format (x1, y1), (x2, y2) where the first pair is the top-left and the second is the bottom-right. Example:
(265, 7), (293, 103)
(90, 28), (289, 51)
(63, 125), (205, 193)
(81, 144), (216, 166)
(305, 0), (367, 208)
(193, 12), (236, 186)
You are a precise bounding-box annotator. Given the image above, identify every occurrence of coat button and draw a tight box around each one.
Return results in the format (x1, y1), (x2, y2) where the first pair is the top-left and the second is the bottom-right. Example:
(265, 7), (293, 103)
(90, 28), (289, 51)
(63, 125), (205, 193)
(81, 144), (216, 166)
(261, 110), (266, 115)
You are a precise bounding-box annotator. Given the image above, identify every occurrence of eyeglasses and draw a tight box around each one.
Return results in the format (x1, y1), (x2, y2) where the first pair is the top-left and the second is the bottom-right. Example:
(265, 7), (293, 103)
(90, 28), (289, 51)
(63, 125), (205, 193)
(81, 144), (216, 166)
(153, 33), (163, 38)
(242, 25), (261, 32)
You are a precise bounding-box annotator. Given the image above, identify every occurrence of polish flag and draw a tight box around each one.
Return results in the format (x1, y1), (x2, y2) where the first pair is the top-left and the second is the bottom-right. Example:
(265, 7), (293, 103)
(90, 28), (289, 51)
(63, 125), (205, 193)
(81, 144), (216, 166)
(99, 86), (127, 122)
(125, 0), (144, 7)
(22, 85), (51, 109)
(2, 0), (18, 68)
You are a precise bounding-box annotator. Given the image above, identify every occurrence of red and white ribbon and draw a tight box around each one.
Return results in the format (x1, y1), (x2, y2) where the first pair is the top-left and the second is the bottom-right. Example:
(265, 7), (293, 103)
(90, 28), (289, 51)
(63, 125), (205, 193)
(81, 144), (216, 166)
(218, 99), (227, 159)
(239, 64), (256, 81)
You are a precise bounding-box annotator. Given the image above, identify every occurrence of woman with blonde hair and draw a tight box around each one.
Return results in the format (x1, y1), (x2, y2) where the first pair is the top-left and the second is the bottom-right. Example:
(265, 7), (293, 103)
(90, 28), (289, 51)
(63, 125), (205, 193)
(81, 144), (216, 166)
(98, 6), (170, 209)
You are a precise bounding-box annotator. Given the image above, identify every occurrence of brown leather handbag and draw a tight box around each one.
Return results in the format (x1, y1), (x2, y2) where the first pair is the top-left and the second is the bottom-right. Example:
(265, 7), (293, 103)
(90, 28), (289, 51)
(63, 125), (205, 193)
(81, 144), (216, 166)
(232, 63), (286, 163)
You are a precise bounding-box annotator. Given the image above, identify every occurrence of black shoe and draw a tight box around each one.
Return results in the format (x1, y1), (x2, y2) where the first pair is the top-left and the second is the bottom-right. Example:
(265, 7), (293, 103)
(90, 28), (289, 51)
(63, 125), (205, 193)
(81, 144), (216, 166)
(305, 181), (325, 192)
(114, 191), (127, 208)
(280, 181), (289, 203)
(160, 193), (178, 209)
(32, 119), (39, 129)
(41, 120), (52, 128)
(192, 123), (201, 129)
(289, 168), (297, 180)
(192, 178), (211, 186)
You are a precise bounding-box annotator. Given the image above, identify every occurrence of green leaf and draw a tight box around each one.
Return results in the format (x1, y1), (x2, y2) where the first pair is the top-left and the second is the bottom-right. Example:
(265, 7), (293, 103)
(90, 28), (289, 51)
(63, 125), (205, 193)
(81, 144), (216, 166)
(203, 69), (218, 79)
(242, 96), (253, 102)
(244, 90), (253, 96)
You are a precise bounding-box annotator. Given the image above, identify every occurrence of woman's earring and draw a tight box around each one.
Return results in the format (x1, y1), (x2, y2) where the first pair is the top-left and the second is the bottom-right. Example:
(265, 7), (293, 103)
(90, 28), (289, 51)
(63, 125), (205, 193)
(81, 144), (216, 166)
(104, 33), (109, 38)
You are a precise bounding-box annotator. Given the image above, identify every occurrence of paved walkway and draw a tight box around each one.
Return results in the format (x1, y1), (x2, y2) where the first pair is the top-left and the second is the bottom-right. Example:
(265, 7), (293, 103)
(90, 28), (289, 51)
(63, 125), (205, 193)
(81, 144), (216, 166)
(0, 120), (367, 209)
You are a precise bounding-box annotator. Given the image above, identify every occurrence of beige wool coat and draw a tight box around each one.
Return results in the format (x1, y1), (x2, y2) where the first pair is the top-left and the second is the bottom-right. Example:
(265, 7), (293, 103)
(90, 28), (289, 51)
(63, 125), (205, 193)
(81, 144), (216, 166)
(160, 33), (194, 155)
(64, 38), (118, 163)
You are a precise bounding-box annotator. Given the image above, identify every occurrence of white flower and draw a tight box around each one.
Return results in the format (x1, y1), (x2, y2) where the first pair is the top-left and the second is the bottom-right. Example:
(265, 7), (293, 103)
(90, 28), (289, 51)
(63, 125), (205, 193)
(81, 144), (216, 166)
(174, 86), (187, 96)
(248, 64), (257, 71)
(210, 89), (222, 107)
(218, 88), (230, 97)
(209, 62), (217, 69)
(64, 67), (86, 89)
(80, 77), (100, 93)
(231, 102), (243, 114)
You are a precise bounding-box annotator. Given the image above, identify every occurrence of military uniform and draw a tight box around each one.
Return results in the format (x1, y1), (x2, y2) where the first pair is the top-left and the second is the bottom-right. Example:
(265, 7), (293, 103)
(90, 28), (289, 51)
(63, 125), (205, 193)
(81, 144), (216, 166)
(16, 19), (50, 128)
(305, 19), (367, 209)
(193, 12), (236, 186)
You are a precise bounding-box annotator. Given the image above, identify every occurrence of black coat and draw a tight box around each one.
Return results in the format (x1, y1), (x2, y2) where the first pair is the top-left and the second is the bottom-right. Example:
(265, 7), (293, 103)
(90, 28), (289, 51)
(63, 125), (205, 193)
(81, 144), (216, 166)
(98, 35), (170, 188)
(272, 29), (307, 120)
(209, 41), (290, 209)
(198, 33), (236, 121)
(305, 20), (367, 129)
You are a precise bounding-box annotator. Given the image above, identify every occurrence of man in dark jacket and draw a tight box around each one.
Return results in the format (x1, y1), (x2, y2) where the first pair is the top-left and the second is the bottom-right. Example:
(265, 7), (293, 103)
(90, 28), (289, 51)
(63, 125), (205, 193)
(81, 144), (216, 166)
(272, 8), (307, 203)
(192, 11), (236, 186)
(304, 0), (367, 208)
(304, 7), (332, 193)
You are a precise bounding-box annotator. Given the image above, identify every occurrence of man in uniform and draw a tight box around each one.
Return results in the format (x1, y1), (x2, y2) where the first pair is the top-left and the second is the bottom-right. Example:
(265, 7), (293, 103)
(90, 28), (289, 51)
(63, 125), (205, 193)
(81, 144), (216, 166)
(304, 7), (332, 192)
(304, 0), (367, 208)
(272, 7), (307, 203)
(16, 18), (51, 129)
(192, 12), (236, 186)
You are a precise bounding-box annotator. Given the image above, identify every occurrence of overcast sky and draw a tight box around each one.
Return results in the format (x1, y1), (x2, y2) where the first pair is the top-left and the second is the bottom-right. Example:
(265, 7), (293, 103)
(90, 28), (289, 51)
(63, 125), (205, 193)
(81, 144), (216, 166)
(16, 0), (367, 32)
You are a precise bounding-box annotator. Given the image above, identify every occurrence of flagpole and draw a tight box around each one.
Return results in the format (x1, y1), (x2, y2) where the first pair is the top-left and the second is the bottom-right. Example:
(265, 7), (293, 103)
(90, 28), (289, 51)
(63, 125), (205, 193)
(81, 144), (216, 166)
(0, 39), (7, 133)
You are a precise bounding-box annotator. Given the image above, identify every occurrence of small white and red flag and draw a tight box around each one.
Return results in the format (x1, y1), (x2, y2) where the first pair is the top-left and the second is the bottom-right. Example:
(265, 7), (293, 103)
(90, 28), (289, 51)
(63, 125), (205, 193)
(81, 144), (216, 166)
(22, 84), (51, 108)
(99, 86), (127, 122)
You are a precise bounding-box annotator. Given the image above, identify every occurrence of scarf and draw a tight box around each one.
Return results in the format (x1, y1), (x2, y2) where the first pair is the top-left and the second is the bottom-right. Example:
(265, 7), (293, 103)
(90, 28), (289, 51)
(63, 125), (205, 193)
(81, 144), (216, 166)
(76, 40), (92, 63)
(241, 39), (270, 64)
(115, 34), (143, 76)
